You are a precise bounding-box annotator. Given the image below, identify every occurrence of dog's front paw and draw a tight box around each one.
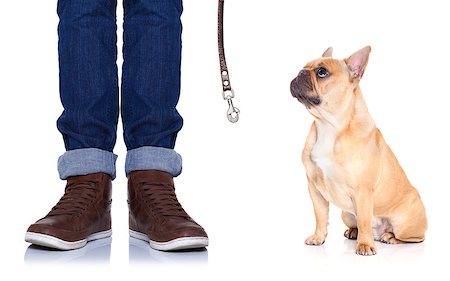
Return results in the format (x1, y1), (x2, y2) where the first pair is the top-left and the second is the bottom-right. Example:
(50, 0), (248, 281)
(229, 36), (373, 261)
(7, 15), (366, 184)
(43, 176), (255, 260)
(356, 242), (377, 256)
(305, 234), (326, 245)
(344, 228), (358, 240)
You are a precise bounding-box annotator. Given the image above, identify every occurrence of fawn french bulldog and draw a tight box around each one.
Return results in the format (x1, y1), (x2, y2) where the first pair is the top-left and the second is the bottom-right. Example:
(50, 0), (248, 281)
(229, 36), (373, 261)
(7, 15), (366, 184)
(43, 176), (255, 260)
(290, 47), (427, 255)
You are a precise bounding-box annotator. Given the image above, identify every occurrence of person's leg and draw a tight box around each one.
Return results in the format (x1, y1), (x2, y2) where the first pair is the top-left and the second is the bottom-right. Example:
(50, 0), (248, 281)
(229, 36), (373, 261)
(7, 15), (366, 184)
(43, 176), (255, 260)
(25, 0), (118, 250)
(122, 0), (208, 251)
(57, 0), (119, 179)
(121, 0), (183, 175)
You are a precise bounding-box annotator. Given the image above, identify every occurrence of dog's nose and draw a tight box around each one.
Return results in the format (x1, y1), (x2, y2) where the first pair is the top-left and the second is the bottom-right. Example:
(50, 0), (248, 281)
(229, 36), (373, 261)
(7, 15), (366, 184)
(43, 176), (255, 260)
(290, 77), (299, 96)
(299, 69), (310, 77)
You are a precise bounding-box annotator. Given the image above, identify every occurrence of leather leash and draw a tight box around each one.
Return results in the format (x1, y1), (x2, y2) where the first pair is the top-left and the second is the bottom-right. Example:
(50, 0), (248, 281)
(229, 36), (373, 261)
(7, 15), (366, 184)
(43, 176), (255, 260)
(218, 0), (240, 123)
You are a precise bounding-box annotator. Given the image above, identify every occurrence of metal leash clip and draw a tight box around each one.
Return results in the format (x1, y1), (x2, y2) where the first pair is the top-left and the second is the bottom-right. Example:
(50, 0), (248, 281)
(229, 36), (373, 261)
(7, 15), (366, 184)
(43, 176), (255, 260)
(226, 96), (239, 123)
(221, 75), (239, 123)
(218, 0), (239, 123)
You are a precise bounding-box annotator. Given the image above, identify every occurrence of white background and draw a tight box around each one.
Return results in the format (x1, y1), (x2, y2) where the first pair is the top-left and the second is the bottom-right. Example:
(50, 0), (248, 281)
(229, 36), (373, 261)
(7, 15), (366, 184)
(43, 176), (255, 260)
(0, 0), (449, 280)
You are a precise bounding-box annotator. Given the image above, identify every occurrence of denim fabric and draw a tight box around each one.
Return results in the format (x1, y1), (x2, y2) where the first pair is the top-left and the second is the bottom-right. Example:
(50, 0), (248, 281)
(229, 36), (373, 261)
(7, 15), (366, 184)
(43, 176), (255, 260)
(55, 0), (184, 179)
(122, 0), (184, 150)
(56, 0), (119, 152)
(58, 148), (118, 180)
(125, 146), (182, 177)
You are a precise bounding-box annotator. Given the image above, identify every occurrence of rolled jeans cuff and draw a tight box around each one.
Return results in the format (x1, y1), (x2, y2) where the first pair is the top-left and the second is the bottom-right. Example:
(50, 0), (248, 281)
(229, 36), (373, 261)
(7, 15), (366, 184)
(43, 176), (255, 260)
(58, 148), (118, 180)
(125, 146), (182, 177)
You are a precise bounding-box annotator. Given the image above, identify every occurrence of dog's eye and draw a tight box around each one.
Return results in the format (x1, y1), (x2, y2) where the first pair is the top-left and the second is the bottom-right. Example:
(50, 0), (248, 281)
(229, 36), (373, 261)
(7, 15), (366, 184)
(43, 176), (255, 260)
(316, 67), (329, 79)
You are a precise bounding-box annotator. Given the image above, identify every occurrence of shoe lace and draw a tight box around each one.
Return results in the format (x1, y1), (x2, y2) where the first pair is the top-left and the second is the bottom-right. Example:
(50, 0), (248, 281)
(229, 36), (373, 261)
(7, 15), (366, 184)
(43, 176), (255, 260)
(47, 182), (97, 217)
(141, 182), (189, 219)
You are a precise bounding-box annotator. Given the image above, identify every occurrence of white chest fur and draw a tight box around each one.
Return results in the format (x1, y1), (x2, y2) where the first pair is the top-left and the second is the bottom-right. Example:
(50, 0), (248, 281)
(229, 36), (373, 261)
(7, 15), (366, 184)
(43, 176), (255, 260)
(311, 123), (336, 178)
(309, 121), (355, 212)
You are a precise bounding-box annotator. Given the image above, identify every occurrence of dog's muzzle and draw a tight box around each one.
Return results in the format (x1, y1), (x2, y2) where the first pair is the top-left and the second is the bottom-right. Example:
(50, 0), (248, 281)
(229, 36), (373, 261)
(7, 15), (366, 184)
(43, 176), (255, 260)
(290, 70), (321, 108)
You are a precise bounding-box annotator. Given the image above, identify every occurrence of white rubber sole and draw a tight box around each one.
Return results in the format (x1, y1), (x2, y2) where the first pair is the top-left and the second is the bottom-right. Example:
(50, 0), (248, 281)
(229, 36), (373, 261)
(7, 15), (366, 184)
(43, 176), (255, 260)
(129, 229), (208, 251)
(25, 229), (112, 251)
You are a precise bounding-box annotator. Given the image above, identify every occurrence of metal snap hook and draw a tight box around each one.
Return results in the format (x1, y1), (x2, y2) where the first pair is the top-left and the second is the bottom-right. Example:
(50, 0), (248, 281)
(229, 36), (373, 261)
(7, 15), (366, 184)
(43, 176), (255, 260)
(226, 98), (240, 123)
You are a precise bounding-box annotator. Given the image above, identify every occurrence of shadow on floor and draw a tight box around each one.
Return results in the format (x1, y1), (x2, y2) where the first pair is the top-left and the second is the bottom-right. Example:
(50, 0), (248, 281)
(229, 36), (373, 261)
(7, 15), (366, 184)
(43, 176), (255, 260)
(129, 237), (208, 264)
(24, 237), (112, 264)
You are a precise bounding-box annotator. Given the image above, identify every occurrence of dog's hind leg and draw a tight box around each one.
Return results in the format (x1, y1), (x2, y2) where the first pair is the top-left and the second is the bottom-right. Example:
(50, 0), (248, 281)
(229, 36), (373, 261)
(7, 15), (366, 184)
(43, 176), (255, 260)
(381, 220), (426, 244)
(342, 211), (358, 240)
(382, 196), (427, 244)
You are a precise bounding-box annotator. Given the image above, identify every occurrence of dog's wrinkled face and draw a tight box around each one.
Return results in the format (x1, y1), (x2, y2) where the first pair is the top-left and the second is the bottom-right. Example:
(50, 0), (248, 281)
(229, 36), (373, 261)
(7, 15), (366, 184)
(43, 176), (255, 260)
(290, 47), (371, 116)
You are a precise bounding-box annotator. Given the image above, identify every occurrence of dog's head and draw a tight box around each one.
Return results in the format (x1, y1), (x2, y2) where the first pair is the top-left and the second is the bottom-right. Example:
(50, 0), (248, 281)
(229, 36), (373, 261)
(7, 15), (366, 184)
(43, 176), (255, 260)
(290, 46), (371, 117)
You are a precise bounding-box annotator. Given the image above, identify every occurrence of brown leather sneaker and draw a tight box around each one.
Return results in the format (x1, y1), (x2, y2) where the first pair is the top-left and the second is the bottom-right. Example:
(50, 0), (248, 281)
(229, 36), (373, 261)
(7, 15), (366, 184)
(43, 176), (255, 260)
(128, 170), (208, 251)
(25, 173), (112, 250)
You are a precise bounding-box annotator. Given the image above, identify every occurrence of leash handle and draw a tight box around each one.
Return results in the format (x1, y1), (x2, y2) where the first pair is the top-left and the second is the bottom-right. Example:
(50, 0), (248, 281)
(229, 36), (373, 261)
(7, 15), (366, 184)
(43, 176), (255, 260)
(218, 0), (239, 123)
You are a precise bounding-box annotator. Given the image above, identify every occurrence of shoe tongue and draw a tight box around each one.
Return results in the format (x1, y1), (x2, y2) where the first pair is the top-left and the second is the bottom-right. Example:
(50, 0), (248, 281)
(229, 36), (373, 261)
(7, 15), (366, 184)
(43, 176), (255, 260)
(66, 179), (97, 192)
(132, 170), (174, 185)
(163, 211), (190, 220)
(66, 173), (103, 186)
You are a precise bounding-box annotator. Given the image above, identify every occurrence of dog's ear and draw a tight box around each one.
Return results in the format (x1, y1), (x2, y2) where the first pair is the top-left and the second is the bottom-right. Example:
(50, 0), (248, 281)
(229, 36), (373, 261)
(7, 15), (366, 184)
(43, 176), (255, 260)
(345, 46), (371, 79)
(322, 47), (333, 58)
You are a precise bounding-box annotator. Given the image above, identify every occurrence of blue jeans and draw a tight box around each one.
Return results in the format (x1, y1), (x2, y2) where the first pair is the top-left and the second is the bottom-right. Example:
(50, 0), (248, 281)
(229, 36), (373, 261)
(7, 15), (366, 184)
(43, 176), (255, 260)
(56, 0), (184, 180)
